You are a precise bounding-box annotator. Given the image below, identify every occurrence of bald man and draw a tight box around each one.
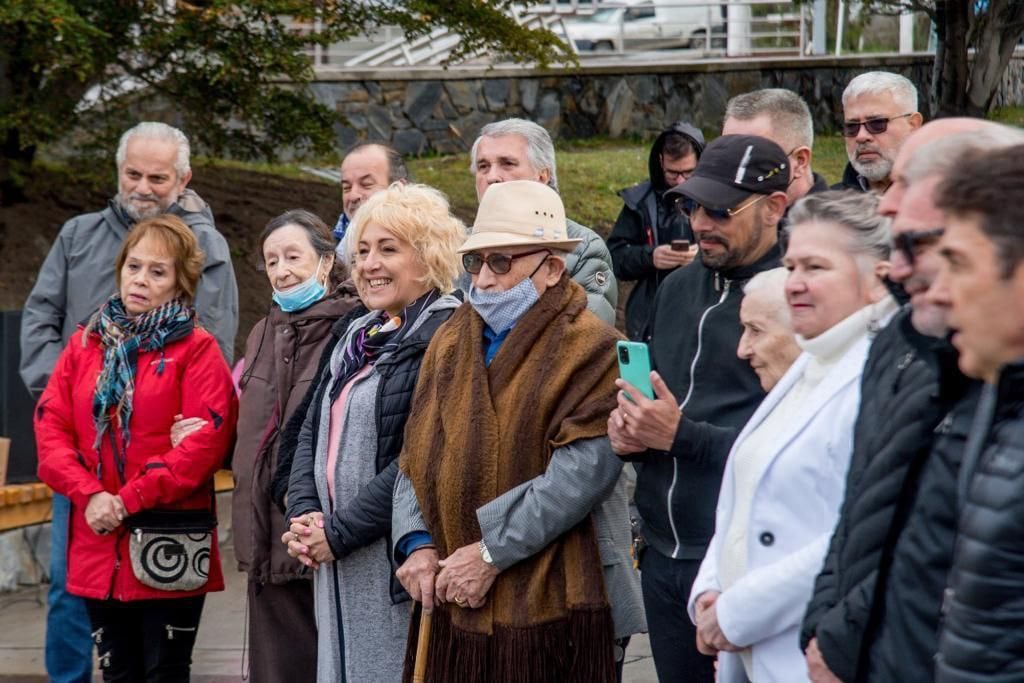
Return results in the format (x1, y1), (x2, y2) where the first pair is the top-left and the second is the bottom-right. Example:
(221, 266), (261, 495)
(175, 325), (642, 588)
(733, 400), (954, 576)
(801, 118), (1024, 683)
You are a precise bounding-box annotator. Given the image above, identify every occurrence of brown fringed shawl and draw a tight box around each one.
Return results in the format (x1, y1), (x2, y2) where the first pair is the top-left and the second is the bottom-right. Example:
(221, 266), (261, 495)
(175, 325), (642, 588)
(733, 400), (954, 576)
(400, 275), (621, 683)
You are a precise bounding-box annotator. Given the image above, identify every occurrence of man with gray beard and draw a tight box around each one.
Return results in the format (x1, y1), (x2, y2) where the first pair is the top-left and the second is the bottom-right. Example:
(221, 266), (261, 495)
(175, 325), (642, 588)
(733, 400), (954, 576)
(833, 71), (922, 194)
(20, 121), (237, 683)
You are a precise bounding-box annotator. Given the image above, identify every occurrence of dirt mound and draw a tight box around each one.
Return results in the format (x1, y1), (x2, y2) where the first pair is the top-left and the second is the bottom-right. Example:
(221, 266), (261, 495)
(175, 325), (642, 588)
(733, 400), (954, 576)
(0, 164), (341, 360)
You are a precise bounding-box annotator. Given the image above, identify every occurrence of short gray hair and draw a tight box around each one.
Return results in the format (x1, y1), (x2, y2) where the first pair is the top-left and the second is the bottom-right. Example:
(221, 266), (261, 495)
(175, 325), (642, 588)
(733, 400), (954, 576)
(904, 123), (1024, 184)
(842, 71), (918, 114)
(725, 88), (814, 151)
(470, 118), (558, 191)
(743, 267), (791, 324)
(788, 190), (891, 269)
(116, 122), (191, 179)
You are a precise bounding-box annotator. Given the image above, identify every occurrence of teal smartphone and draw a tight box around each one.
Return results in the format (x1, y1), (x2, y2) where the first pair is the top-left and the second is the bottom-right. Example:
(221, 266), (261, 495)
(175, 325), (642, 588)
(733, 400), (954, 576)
(616, 341), (654, 400)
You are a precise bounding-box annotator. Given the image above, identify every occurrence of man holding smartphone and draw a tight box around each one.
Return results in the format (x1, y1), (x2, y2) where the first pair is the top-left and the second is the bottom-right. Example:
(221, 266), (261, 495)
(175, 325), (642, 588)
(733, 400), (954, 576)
(607, 122), (704, 341)
(608, 135), (789, 682)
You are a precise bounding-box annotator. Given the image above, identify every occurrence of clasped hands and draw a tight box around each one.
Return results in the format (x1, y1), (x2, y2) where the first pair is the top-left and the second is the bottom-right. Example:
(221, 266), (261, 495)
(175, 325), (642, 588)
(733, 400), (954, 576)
(608, 371), (681, 454)
(85, 491), (126, 535)
(396, 543), (499, 612)
(282, 511), (334, 569)
(694, 590), (740, 655)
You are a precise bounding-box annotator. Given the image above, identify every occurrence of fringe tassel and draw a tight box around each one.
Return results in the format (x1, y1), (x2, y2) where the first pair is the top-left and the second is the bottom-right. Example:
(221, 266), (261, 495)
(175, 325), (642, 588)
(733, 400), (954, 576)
(404, 605), (616, 683)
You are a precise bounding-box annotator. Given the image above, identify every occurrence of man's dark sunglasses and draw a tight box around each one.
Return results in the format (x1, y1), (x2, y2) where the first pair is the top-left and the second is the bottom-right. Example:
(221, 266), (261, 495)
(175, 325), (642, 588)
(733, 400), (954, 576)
(462, 248), (551, 275)
(892, 228), (944, 265)
(676, 194), (767, 222)
(842, 113), (913, 137)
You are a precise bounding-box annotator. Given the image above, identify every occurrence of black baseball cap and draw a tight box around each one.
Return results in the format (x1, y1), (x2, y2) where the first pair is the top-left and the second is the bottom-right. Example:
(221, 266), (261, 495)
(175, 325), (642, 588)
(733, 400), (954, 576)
(665, 135), (790, 211)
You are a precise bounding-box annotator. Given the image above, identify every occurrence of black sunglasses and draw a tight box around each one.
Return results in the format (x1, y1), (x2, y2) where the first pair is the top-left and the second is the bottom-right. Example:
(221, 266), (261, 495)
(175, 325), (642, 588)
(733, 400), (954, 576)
(677, 193), (768, 222)
(892, 228), (944, 265)
(842, 113), (913, 138)
(462, 248), (551, 275)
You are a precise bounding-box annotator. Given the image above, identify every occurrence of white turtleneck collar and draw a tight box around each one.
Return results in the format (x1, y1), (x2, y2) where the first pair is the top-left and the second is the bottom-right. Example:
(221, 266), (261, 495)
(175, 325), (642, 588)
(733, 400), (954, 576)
(796, 295), (898, 381)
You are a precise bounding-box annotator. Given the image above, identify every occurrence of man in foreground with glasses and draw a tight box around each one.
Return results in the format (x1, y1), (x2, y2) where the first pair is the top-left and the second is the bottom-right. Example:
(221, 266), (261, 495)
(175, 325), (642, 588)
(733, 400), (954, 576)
(801, 118), (1024, 682)
(834, 71), (922, 194)
(607, 121), (705, 341)
(392, 179), (644, 681)
(608, 134), (788, 681)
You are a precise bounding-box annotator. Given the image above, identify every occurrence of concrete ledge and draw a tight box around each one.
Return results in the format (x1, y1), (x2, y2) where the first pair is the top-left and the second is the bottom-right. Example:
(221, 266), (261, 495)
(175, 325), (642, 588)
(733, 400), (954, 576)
(302, 52), (939, 82)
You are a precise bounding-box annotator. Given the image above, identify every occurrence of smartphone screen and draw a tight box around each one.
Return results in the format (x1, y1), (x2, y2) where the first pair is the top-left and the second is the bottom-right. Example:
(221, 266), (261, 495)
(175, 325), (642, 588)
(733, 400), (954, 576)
(671, 240), (690, 252)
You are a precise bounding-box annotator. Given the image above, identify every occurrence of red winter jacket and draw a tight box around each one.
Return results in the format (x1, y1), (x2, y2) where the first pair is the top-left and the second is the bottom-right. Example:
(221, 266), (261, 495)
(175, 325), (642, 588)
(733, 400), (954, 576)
(36, 325), (238, 601)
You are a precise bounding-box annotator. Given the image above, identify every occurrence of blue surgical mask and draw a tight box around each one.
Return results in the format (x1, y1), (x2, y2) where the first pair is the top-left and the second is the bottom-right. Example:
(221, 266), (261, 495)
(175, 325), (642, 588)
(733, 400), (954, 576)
(272, 256), (327, 313)
(467, 277), (539, 334)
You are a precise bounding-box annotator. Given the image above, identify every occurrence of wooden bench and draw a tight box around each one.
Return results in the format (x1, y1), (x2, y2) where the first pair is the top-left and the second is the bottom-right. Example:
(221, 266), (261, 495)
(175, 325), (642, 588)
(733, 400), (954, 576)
(0, 470), (236, 532)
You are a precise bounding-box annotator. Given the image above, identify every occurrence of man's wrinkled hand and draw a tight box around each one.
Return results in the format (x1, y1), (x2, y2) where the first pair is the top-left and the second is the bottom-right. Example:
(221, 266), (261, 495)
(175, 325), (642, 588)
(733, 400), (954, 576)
(436, 543), (499, 609)
(397, 547), (440, 612)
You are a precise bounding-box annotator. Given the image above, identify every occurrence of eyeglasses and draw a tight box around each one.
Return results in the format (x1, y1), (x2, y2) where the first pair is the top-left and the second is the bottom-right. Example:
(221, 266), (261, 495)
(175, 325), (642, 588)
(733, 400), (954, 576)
(677, 193), (769, 222)
(892, 228), (944, 265)
(661, 155), (697, 182)
(462, 248), (551, 275)
(842, 113), (913, 138)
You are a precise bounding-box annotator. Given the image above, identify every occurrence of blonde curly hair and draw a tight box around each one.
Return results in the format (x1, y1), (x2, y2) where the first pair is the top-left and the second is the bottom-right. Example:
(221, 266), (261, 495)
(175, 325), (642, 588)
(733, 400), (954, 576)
(345, 183), (465, 294)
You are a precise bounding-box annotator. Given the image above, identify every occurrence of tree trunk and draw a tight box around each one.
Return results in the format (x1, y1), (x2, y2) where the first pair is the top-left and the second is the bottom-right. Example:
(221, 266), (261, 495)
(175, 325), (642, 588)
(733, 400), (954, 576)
(934, 0), (971, 116)
(0, 127), (34, 205)
(965, 0), (1024, 116)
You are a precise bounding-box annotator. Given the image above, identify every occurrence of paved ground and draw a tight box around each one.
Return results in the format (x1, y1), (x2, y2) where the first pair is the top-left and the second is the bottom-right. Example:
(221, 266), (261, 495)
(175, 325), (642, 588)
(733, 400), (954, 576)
(0, 543), (658, 682)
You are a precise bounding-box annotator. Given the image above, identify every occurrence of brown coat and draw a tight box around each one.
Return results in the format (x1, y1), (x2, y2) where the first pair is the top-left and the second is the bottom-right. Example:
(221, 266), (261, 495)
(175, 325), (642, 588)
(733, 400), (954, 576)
(231, 284), (359, 584)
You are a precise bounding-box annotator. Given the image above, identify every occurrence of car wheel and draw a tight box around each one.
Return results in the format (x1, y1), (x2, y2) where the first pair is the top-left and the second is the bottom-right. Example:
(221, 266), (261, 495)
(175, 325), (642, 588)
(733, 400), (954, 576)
(594, 40), (615, 51)
(688, 30), (708, 49)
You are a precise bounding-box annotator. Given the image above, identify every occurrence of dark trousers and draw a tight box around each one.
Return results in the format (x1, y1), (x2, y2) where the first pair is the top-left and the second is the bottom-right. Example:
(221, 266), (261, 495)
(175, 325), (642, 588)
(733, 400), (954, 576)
(247, 579), (318, 683)
(86, 595), (205, 683)
(640, 548), (716, 682)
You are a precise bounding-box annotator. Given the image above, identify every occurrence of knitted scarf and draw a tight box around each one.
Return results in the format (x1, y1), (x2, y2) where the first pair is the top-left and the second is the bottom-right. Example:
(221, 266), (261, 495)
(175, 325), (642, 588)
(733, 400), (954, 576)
(327, 289), (441, 396)
(89, 295), (195, 454)
(400, 276), (621, 683)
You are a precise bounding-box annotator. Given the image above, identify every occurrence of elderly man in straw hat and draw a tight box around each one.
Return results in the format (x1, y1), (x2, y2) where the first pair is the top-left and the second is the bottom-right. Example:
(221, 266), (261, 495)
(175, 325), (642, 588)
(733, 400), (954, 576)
(392, 179), (644, 682)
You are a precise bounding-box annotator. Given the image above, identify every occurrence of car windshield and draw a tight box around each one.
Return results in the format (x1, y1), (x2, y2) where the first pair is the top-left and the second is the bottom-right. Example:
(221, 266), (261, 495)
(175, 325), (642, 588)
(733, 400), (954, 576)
(586, 8), (621, 23)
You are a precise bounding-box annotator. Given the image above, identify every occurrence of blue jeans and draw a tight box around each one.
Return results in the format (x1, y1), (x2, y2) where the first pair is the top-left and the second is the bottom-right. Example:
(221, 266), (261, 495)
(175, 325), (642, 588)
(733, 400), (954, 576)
(46, 493), (93, 683)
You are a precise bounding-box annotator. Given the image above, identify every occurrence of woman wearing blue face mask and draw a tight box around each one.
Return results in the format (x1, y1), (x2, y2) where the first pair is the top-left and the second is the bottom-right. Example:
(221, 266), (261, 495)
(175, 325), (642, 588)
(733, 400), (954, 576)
(199, 209), (360, 683)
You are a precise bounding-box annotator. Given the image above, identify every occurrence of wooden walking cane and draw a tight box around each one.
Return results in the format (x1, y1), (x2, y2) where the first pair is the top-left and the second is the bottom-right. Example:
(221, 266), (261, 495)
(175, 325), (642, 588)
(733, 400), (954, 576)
(412, 606), (433, 683)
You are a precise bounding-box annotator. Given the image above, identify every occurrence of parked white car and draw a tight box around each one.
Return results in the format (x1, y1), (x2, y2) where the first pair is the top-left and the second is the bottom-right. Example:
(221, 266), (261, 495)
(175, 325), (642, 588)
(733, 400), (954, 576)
(563, 0), (725, 52)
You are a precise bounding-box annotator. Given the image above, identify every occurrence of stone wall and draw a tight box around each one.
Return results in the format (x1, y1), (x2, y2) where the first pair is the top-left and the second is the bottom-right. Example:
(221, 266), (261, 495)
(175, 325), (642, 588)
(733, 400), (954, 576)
(309, 53), (1024, 156)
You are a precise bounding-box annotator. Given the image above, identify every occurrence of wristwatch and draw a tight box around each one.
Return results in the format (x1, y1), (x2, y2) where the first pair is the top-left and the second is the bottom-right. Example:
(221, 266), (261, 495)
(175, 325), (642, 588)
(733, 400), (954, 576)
(479, 539), (494, 566)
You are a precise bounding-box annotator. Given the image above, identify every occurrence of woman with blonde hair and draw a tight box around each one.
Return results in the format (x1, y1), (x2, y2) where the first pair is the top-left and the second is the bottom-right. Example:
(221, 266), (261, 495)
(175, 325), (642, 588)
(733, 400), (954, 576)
(281, 183), (465, 682)
(36, 215), (237, 681)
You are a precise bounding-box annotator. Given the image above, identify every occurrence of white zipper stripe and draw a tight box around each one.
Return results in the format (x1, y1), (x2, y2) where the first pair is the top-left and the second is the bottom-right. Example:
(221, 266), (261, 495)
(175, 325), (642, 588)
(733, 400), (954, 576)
(668, 279), (732, 558)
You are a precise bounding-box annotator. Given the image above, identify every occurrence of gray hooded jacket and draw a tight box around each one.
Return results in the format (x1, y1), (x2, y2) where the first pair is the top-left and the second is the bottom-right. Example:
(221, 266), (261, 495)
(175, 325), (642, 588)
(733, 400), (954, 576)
(20, 189), (238, 397)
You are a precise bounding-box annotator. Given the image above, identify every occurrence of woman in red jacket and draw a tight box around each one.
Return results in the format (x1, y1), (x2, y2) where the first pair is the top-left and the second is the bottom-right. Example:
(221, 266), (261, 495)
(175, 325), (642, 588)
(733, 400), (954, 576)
(35, 214), (238, 682)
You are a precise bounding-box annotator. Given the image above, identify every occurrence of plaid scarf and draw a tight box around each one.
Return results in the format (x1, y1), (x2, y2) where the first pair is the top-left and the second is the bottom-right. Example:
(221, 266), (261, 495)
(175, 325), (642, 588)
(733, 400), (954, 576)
(89, 295), (195, 454)
(328, 289), (440, 395)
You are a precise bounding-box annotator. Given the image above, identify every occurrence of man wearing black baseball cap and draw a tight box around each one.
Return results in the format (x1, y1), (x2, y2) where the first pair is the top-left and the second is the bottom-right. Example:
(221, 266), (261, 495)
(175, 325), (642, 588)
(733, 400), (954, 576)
(608, 135), (789, 681)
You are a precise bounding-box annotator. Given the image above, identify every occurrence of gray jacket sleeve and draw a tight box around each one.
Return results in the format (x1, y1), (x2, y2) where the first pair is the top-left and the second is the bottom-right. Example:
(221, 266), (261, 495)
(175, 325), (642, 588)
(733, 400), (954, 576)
(476, 436), (623, 571)
(190, 223), (238, 364)
(392, 470), (428, 555)
(565, 219), (618, 327)
(19, 220), (74, 398)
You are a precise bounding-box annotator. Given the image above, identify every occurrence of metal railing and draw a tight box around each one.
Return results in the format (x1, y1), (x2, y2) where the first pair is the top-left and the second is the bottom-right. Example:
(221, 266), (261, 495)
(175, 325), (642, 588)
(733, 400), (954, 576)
(285, 1), (812, 70)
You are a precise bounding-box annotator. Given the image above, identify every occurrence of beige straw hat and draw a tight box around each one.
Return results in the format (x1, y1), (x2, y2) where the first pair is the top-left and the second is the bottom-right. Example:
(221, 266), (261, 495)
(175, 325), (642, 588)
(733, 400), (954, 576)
(458, 180), (582, 253)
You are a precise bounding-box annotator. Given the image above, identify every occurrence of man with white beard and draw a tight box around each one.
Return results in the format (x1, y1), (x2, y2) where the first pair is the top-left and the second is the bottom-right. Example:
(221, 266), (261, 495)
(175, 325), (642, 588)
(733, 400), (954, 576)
(833, 71), (922, 194)
(20, 121), (236, 683)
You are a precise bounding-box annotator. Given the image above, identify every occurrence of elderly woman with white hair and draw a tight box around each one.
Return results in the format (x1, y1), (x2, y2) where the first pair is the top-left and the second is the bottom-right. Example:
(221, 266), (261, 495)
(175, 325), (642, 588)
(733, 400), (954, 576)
(687, 191), (896, 683)
(281, 183), (465, 682)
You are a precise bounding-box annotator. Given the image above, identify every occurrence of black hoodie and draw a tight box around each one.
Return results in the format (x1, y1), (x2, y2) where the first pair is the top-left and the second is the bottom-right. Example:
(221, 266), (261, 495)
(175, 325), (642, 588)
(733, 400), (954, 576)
(627, 243), (783, 561)
(607, 122), (706, 340)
